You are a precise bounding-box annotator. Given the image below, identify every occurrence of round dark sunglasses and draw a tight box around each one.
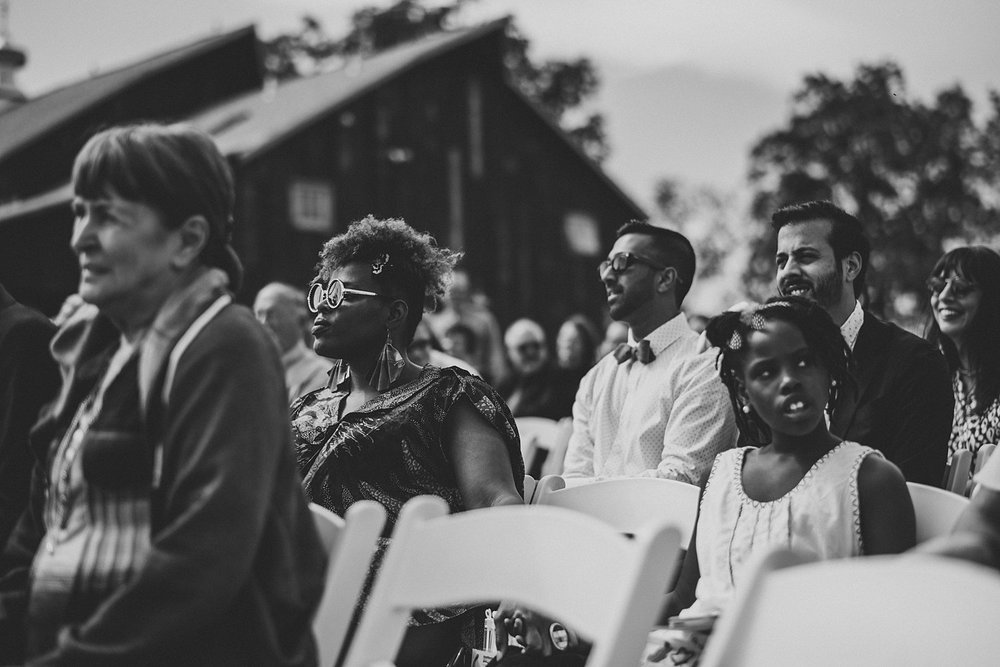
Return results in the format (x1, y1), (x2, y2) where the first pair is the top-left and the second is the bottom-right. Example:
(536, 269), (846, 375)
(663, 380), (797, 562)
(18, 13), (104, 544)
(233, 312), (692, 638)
(307, 279), (382, 313)
(598, 252), (667, 276)
(926, 275), (977, 299)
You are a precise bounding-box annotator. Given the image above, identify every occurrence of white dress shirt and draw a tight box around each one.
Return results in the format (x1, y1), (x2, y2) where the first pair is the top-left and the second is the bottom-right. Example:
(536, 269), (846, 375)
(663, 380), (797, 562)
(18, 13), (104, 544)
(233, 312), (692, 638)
(562, 314), (738, 484)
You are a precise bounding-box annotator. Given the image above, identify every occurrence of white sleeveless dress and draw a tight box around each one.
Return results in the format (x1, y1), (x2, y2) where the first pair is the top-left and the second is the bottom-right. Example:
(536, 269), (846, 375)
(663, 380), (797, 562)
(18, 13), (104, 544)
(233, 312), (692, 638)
(686, 441), (879, 617)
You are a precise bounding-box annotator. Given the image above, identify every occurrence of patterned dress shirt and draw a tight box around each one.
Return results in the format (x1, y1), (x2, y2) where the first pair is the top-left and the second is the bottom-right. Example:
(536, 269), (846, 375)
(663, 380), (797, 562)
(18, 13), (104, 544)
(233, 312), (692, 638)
(562, 314), (737, 484)
(840, 300), (864, 350)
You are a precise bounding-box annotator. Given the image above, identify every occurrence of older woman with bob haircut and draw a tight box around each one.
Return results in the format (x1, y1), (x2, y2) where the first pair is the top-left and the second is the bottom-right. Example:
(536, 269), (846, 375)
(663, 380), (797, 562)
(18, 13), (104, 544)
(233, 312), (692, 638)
(0, 124), (326, 665)
(293, 215), (524, 665)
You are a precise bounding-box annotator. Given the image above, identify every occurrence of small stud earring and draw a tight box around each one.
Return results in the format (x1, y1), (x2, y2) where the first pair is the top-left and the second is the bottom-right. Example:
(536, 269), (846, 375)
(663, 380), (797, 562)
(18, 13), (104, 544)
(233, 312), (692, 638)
(742, 404), (751, 414)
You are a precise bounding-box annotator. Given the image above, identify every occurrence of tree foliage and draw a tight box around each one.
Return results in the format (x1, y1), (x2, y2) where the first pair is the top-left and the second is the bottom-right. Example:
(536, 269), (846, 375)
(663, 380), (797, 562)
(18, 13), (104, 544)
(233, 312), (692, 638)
(745, 61), (1000, 320)
(653, 178), (751, 315)
(262, 0), (608, 162)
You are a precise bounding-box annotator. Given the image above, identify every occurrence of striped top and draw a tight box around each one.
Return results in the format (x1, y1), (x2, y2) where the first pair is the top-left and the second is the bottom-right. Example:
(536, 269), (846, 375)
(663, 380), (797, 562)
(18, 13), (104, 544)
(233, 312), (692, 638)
(29, 338), (151, 647)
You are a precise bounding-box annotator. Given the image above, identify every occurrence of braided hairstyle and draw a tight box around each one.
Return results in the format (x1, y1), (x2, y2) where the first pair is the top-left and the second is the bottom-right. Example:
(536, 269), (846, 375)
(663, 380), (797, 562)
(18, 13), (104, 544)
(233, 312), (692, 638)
(704, 295), (854, 446)
(316, 216), (461, 345)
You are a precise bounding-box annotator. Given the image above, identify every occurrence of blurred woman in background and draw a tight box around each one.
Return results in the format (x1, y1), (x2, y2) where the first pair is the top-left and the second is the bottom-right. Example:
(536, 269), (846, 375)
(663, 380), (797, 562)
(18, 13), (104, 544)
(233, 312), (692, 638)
(554, 313), (600, 378)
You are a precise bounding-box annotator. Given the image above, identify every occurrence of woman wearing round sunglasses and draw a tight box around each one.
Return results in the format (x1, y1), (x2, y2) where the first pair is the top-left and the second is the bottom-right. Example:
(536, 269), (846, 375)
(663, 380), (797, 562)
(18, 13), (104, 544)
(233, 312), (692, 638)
(925, 246), (1000, 466)
(291, 216), (524, 666)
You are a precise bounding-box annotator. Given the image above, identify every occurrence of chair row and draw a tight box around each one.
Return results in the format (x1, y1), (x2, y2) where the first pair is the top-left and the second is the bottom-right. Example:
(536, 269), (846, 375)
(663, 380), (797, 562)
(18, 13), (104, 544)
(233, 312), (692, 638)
(526, 475), (969, 548)
(943, 443), (996, 495)
(311, 473), (972, 666)
(699, 546), (1000, 666)
(308, 486), (688, 666)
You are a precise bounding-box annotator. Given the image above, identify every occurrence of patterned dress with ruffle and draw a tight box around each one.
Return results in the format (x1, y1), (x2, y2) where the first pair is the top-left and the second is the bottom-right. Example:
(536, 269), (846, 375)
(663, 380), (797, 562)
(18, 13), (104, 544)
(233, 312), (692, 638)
(291, 364), (525, 626)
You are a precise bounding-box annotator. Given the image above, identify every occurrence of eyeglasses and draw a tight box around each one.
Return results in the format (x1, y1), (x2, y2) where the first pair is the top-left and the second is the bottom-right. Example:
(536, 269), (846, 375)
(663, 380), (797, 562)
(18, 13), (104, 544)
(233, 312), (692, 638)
(926, 275), (977, 299)
(598, 252), (667, 276)
(307, 279), (382, 313)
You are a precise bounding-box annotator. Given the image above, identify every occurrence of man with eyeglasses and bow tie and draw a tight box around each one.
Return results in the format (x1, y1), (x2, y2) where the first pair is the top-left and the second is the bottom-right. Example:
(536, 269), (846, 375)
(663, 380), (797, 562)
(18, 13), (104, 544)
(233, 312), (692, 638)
(771, 200), (952, 485)
(562, 221), (737, 485)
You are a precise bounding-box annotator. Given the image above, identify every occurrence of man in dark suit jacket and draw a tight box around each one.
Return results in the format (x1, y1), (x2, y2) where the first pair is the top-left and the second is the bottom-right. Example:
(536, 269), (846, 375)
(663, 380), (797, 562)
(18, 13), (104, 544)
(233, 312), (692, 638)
(772, 201), (952, 486)
(0, 283), (59, 549)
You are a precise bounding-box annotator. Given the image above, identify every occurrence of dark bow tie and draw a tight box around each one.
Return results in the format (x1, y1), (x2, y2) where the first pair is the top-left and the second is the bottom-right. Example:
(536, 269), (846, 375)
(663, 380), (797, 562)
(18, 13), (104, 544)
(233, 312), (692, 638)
(613, 340), (655, 364)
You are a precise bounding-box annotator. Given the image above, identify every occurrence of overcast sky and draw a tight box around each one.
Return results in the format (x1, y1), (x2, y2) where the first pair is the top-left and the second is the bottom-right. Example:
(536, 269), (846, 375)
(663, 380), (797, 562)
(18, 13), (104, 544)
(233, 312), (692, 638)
(9, 0), (1000, 209)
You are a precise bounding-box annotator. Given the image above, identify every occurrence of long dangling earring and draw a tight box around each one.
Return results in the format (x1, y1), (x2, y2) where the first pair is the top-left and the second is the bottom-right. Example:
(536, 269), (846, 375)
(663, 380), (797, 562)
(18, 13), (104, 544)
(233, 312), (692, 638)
(328, 358), (350, 388)
(368, 330), (405, 391)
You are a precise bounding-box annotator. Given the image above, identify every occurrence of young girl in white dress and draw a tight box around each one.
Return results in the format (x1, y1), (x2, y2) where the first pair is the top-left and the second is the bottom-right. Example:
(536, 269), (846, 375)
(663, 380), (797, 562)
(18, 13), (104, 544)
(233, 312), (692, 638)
(650, 296), (916, 665)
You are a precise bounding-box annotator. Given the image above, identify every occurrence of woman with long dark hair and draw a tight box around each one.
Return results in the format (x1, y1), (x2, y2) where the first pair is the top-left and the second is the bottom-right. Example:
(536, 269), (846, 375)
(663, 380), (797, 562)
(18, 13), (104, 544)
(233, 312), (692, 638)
(925, 246), (1000, 464)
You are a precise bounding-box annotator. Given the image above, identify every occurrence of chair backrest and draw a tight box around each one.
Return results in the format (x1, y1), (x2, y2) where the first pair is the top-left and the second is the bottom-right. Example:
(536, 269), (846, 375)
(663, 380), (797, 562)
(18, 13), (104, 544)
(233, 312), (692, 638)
(540, 417), (574, 477)
(976, 443), (996, 475)
(907, 481), (970, 543)
(534, 475), (701, 544)
(972, 444), (997, 497)
(700, 549), (1000, 667)
(944, 447), (973, 494)
(515, 416), (567, 477)
(341, 495), (681, 667)
(522, 474), (538, 504)
(308, 501), (387, 667)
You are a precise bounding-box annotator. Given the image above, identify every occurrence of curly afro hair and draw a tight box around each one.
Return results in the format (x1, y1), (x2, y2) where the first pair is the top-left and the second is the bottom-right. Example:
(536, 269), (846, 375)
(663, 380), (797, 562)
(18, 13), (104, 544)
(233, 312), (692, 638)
(704, 295), (854, 446)
(316, 216), (461, 343)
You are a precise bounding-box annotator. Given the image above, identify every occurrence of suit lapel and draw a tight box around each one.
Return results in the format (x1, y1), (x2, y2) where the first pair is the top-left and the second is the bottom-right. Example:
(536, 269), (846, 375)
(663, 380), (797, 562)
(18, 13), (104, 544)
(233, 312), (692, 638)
(831, 312), (887, 437)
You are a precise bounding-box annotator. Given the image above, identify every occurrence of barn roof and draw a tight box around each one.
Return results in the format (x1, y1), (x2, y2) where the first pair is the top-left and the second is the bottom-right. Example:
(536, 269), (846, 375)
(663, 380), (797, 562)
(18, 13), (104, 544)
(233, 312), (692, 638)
(1, 18), (644, 223)
(188, 19), (509, 160)
(0, 26), (257, 161)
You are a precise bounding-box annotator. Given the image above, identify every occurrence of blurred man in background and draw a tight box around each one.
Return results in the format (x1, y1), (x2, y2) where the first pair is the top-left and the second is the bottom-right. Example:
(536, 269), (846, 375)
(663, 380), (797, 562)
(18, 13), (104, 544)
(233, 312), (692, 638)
(254, 282), (330, 403)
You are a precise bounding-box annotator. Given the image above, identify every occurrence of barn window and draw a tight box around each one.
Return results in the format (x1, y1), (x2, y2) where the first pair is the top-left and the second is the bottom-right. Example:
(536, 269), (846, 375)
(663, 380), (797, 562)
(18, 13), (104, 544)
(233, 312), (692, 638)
(288, 179), (335, 233)
(563, 212), (601, 257)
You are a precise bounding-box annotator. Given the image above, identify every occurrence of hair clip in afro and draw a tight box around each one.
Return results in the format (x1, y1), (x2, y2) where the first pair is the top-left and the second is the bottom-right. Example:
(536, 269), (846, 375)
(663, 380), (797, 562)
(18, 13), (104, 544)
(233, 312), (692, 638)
(371, 253), (390, 275)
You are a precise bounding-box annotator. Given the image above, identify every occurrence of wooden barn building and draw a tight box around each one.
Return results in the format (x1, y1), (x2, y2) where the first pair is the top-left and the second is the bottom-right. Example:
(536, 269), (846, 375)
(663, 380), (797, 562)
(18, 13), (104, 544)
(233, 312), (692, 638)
(0, 19), (643, 331)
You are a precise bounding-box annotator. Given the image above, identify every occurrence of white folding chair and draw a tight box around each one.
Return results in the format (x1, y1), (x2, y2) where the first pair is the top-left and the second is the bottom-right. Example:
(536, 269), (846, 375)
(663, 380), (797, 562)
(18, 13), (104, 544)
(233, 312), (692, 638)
(976, 443), (996, 474)
(515, 416), (564, 477)
(540, 417), (573, 477)
(522, 473), (538, 504)
(534, 475), (700, 543)
(701, 549), (1000, 667)
(972, 444), (997, 497)
(308, 501), (387, 667)
(341, 495), (681, 667)
(907, 481), (970, 543)
(944, 447), (973, 495)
